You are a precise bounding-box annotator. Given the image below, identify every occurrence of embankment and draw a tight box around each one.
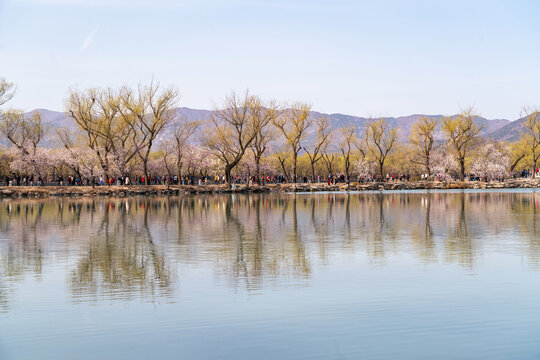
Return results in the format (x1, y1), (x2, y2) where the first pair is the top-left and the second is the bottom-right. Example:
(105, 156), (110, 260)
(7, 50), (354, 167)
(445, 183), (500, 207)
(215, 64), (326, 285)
(1, 179), (539, 199)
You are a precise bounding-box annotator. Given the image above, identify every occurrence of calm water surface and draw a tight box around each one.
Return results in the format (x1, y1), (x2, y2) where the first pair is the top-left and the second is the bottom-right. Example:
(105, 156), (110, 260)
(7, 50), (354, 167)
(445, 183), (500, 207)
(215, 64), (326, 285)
(1, 190), (540, 359)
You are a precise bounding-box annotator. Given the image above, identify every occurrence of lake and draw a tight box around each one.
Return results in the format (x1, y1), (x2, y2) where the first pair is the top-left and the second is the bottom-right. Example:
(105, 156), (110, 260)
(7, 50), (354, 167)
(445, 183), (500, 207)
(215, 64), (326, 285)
(1, 190), (540, 359)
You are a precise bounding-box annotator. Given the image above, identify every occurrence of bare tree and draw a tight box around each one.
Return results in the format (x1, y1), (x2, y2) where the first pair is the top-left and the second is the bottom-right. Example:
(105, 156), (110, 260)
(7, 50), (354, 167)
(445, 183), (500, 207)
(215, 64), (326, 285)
(322, 146), (337, 177)
(509, 138), (528, 173)
(275, 148), (291, 182)
(201, 91), (267, 185)
(66, 87), (120, 182)
(273, 103), (312, 183)
(0, 110), (46, 152)
(303, 116), (332, 181)
(157, 142), (176, 189)
(119, 80), (179, 182)
(410, 116), (437, 176)
(365, 118), (398, 181)
(521, 108), (540, 178)
(108, 100), (141, 178)
(442, 108), (483, 181)
(0, 78), (16, 106)
(250, 100), (280, 184)
(339, 126), (357, 186)
(0, 110), (47, 177)
(172, 119), (200, 181)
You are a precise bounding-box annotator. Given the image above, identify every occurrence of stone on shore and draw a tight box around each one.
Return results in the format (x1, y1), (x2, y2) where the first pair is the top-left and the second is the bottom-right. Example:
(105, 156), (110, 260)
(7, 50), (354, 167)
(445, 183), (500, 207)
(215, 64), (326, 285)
(0, 179), (539, 199)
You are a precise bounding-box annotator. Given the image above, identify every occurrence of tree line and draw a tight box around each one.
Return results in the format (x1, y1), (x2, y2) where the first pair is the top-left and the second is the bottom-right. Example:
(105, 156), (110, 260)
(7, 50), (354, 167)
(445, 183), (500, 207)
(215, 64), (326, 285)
(1, 77), (539, 186)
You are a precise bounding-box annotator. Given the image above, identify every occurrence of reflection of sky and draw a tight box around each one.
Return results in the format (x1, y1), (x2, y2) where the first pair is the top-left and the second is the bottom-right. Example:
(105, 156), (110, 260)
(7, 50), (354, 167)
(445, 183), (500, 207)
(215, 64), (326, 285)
(2, 252), (539, 359)
(1, 192), (540, 359)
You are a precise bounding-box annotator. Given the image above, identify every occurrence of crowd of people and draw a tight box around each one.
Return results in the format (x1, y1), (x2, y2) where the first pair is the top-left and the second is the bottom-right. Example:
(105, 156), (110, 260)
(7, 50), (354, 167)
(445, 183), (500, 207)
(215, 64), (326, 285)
(1, 173), (407, 186)
(1, 168), (539, 187)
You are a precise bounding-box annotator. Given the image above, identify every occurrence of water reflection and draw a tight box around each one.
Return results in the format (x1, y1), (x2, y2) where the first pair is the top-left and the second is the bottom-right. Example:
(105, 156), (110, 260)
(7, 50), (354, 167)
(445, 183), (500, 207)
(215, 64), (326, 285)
(69, 201), (173, 302)
(1, 191), (540, 309)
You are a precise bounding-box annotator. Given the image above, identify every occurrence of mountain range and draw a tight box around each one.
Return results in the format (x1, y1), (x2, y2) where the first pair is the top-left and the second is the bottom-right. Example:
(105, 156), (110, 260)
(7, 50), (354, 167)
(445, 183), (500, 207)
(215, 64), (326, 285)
(22, 108), (524, 147)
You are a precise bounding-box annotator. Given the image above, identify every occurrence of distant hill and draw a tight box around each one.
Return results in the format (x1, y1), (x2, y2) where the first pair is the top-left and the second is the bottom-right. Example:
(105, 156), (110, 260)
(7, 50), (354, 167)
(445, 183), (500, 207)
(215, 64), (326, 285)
(486, 115), (527, 142)
(309, 112), (511, 141)
(22, 107), (522, 147)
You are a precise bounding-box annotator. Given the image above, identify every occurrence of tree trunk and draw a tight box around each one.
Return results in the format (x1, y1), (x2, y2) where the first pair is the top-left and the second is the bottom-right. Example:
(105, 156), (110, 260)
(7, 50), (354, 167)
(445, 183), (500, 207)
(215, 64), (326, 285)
(278, 158), (290, 183)
(509, 154), (525, 172)
(96, 151), (110, 186)
(255, 157), (261, 185)
(176, 155), (183, 185)
(225, 165), (232, 187)
(143, 160), (149, 185)
(379, 162), (384, 182)
(292, 153), (297, 183)
(103, 164), (110, 186)
(459, 158), (465, 181)
(143, 142), (153, 186)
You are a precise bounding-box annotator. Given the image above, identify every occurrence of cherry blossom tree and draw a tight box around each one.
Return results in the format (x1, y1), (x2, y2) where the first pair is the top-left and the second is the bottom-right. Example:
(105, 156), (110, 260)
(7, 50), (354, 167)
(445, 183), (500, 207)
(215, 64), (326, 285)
(171, 119), (200, 180)
(0, 110), (47, 178)
(469, 143), (510, 180)
(9, 147), (53, 180)
(430, 147), (458, 180)
(356, 156), (375, 180)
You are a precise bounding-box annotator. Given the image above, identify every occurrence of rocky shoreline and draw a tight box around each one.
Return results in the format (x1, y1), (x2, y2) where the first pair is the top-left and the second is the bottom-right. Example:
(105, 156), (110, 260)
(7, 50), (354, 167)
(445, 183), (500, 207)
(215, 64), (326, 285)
(1, 179), (540, 199)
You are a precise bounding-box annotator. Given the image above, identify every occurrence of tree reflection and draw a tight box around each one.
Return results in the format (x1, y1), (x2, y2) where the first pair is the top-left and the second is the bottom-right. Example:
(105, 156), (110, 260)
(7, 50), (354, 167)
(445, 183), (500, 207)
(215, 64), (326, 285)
(509, 191), (540, 269)
(208, 194), (311, 290)
(69, 199), (173, 302)
(2, 191), (540, 308)
(441, 193), (474, 268)
(365, 194), (386, 263)
(0, 202), (44, 277)
(409, 194), (436, 263)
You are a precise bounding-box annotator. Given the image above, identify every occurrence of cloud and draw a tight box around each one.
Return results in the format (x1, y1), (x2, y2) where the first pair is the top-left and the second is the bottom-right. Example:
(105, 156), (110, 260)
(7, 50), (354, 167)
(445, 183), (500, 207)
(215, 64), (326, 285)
(80, 25), (100, 52)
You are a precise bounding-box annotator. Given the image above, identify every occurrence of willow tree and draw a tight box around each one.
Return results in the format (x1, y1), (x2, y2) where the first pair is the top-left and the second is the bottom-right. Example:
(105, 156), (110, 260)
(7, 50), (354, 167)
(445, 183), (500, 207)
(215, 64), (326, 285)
(249, 100), (280, 184)
(273, 103), (312, 183)
(509, 139), (528, 173)
(0, 78), (15, 106)
(410, 116), (437, 176)
(275, 147), (292, 181)
(521, 108), (540, 178)
(339, 126), (357, 186)
(66, 87), (120, 182)
(322, 144), (337, 176)
(303, 116), (332, 180)
(201, 91), (268, 185)
(365, 118), (398, 181)
(119, 80), (178, 181)
(442, 109), (483, 181)
(172, 119), (200, 181)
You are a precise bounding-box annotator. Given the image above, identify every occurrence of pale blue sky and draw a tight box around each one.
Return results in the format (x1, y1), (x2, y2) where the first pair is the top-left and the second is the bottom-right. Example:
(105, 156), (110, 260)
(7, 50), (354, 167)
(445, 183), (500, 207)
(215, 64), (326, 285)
(0, 0), (539, 119)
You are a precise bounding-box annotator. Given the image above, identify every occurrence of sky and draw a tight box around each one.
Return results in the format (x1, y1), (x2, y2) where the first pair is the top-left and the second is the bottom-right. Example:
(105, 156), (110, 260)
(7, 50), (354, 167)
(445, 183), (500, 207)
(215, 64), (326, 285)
(0, 0), (539, 120)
